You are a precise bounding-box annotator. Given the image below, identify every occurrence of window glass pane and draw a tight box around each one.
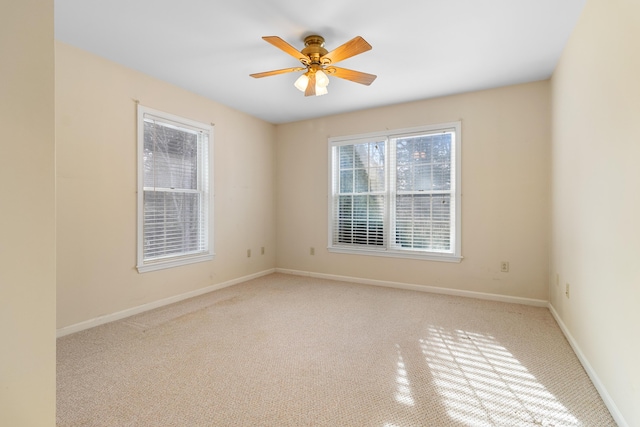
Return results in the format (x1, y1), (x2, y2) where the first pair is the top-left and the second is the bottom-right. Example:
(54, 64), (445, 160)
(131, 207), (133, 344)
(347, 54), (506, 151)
(339, 145), (354, 169)
(354, 168), (369, 193)
(432, 163), (451, 191)
(397, 164), (412, 191)
(396, 220), (412, 247)
(432, 222), (451, 251)
(396, 195), (420, 248)
(432, 195), (450, 222)
(369, 167), (385, 192)
(411, 221), (431, 249)
(354, 144), (369, 168)
(390, 131), (453, 252)
(395, 132), (453, 193)
(413, 138), (431, 163)
(353, 222), (368, 245)
(394, 194), (451, 252)
(413, 195), (431, 220)
(353, 195), (368, 217)
(396, 195), (413, 221)
(340, 170), (354, 193)
(414, 164), (432, 191)
(432, 134), (452, 163)
(367, 195), (385, 246)
(369, 195), (384, 222)
(369, 142), (385, 167)
(338, 221), (353, 243)
(334, 141), (386, 247)
(335, 193), (384, 246)
(397, 136), (435, 192)
(396, 139), (411, 164)
(338, 220), (353, 244)
(144, 191), (203, 260)
(144, 121), (198, 190)
(338, 195), (353, 219)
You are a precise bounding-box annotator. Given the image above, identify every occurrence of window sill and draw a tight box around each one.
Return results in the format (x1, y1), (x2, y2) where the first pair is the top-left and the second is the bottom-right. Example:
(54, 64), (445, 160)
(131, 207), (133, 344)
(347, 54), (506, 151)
(137, 253), (214, 273)
(328, 246), (462, 263)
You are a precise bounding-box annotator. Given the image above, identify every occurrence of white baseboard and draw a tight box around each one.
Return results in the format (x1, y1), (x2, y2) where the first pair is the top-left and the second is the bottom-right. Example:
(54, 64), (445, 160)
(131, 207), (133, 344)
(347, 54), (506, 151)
(275, 268), (548, 307)
(56, 268), (276, 338)
(547, 304), (628, 427)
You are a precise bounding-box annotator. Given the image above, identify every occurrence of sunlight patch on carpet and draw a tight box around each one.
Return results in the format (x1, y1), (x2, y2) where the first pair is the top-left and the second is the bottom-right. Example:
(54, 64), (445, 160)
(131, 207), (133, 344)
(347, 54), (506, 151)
(421, 326), (581, 427)
(394, 344), (415, 406)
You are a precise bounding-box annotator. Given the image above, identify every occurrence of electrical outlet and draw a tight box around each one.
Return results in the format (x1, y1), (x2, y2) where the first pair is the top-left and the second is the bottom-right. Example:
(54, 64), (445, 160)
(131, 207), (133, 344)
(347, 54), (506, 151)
(500, 261), (509, 273)
(565, 283), (570, 298)
(261, 246), (265, 255)
(247, 249), (251, 258)
(310, 247), (315, 256)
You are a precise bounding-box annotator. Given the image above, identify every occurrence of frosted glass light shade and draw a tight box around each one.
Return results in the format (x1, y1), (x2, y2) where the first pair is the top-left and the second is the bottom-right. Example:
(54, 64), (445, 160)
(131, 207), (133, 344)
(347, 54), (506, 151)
(294, 74), (309, 92)
(315, 70), (329, 87)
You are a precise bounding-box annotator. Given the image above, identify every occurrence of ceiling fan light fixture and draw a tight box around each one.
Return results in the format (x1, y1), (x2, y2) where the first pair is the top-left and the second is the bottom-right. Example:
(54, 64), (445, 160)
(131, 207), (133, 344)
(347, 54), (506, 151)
(295, 70), (329, 96)
(315, 84), (328, 96)
(309, 69), (329, 96)
(315, 70), (329, 87)
(294, 73), (309, 92)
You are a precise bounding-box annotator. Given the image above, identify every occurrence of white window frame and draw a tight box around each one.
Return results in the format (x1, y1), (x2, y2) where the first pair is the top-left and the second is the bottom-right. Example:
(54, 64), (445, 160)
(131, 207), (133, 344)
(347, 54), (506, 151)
(136, 105), (214, 273)
(328, 122), (462, 262)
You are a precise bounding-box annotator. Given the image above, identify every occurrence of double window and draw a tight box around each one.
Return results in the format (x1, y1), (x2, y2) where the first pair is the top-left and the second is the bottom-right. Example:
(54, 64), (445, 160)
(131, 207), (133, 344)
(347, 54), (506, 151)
(329, 122), (461, 262)
(137, 105), (213, 272)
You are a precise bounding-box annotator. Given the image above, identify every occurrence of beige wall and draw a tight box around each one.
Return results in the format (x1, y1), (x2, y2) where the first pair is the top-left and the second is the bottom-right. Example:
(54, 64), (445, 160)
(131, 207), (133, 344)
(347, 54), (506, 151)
(276, 81), (550, 301)
(53, 1), (640, 422)
(0, 1), (56, 425)
(56, 42), (277, 329)
(550, 0), (640, 424)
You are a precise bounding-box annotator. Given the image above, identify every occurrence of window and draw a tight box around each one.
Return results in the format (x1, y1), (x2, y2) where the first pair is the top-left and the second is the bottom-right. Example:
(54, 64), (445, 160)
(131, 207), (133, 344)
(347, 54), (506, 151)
(328, 122), (461, 262)
(137, 105), (213, 273)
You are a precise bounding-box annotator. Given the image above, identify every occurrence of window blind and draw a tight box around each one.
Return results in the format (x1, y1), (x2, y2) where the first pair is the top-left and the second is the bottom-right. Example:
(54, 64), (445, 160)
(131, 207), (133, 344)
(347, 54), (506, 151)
(329, 122), (460, 261)
(332, 140), (386, 248)
(142, 116), (209, 261)
(391, 131), (454, 252)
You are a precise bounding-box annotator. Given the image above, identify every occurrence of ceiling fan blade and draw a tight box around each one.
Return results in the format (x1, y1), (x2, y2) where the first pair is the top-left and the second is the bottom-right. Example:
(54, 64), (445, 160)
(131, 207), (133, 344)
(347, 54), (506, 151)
(262, 36), (308, 63)
(305, 72), (316, 97)
(327, 67), (377, 86)
(250, 67), (305, 78)
(321, 36), (372, 65)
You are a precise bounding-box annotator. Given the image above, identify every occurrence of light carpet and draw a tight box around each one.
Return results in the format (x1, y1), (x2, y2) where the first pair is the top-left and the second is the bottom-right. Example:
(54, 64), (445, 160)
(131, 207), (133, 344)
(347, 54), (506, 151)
(57, 273), (616, 426)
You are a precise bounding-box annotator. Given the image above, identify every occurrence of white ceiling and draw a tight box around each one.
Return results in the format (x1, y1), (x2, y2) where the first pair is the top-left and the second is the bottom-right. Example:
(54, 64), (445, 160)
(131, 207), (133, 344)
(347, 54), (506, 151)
(55, 0), (586, 124)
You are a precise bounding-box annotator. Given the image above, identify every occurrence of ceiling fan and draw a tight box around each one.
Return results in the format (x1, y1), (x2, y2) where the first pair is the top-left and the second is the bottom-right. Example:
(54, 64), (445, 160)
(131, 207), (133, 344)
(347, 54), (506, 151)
(250, 34), (376, 97)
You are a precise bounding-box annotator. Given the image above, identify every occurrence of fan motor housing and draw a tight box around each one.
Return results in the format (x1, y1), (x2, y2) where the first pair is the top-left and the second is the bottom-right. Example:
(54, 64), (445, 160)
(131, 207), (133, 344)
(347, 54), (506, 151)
(302, 35), (328, 63)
